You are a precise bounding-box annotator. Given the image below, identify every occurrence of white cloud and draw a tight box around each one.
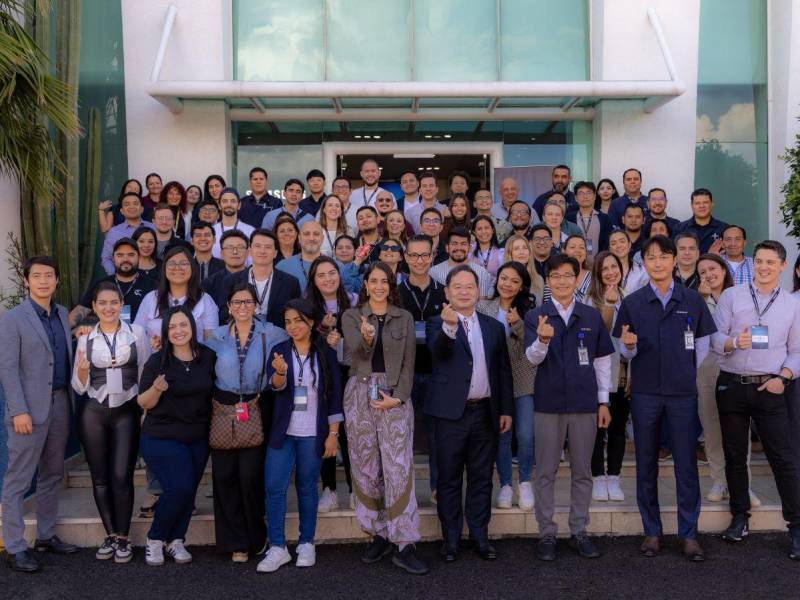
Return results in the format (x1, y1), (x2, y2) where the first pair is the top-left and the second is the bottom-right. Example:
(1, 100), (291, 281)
(696, 103), (756, 143)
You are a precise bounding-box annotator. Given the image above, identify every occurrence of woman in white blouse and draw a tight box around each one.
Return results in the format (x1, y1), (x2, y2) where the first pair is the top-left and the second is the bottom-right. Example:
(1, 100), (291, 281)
(72, 281), (150, 564)
(134, 246), (219, 350)
(562, 234), (592, 303)
(317, 195), (352, 257)
(608, 230), (650, 296)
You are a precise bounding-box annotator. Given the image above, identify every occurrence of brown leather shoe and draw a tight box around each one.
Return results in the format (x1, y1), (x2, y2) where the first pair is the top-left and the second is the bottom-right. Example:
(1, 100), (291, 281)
(639, 536), (660, 557)
(682, 539), (706, 562)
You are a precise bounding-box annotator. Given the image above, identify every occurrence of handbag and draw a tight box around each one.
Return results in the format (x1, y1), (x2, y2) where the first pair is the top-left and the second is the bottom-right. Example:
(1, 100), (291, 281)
(209, 332), (268, 450)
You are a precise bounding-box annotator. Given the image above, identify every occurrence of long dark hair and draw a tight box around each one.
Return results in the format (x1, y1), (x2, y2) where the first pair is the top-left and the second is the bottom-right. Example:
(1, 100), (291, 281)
(226, 281), (258, 325)
(697, 253), (734, 293)
(117, 178), (142, 206)
(160, 180), (187, 216)
(491, 261), (532, 318)
(471, 215), (500, 255)
(304, 256), (352, 323)
(156, 246), (203, 317)
(273, 214), (301, 257)
(594, 178), (620, 210)
(203, 174), (226, 201)
(357, 261), (401, 307)
(158, 305), (201, 371)
(587, 251), (625, 308)
(447, 193), (472, 230)
(283, 298), (331, 399)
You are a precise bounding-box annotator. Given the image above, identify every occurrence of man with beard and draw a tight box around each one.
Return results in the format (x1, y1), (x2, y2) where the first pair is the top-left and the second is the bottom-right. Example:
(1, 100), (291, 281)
(212, 188), (255, 259)
(350, 158), (389, 212)
(355, 205), (383, 264)
(152, 203), (191, 260)
(70, 238), (157, 327)
(533, 165), (577, 219)
(493, 178), (540, 226)
(400, 170), (421, 216)
(429, 228), (494, 299)
(645, 188), (680, 232)
(262, 179), (315, 231)
(100, 192), (155, 275)
(406, 172), (449, 235)
(239, 167), (282, 228)
(608, 168), (649, 229)
(622, 203), (646, 257)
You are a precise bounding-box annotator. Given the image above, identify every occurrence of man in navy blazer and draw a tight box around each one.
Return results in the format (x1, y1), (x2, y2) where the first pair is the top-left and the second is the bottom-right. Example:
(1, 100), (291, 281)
(425, 265), (514, 563)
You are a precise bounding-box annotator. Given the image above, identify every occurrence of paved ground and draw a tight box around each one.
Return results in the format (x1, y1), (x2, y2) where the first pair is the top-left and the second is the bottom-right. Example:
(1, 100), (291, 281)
(3, 534), (800, 599)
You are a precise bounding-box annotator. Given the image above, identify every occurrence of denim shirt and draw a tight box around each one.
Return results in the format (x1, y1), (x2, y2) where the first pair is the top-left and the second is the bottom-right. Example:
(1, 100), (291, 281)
(204, 319), (289, 394)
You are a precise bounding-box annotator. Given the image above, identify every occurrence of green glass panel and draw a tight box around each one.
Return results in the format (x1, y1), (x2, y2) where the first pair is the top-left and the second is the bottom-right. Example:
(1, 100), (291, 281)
(698, 0), (767, 85)
(236, 145), (324, 197)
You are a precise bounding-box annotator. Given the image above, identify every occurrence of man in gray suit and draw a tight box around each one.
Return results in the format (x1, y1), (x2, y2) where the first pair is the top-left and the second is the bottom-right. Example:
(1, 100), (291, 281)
(1, 256), (77, 572)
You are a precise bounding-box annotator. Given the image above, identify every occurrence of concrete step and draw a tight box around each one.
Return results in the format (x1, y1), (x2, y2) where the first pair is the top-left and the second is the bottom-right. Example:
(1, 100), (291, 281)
(65, 453), (775, 489)
(2, 473), (787, 549)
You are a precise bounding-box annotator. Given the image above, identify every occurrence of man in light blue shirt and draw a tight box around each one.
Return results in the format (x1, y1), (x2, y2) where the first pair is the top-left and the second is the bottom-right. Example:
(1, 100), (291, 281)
(262, 178), (314, 231)
(101, 192), (155, 274)
(719, 225), (754, 286)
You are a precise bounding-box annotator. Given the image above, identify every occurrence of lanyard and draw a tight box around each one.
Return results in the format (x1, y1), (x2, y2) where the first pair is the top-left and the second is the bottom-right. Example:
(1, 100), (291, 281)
(250, 268), (272, 313)
(299, 259), (309, 282)
(477, 247), (492, 269)
(292, 344), (310, 386)
(404, 278), (433, 318)
(99, 324), (121, 366)
(234, 322), (255, 397)
(115, 273), (139, 302)
(748, 284), (780, 325)
(363, 187), (378, 207)
(324, 229), (336, 253)
(577, 211), (594, 235)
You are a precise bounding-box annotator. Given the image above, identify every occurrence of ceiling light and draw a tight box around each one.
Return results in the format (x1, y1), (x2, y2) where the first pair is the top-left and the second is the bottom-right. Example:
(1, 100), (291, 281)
(443, 134), (452, 139)
(433, 167), (440, 170)
(373, 135), (381, 139)
(424, 135), (432, 139)
(354, 135), (362, 139)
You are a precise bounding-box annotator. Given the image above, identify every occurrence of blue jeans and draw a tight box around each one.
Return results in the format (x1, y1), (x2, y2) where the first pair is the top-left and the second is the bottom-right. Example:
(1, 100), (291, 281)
(139, 434), (208, 542)
(266, 435), (322, 548)
(496, 395), (535, 486)
(412, 372), (438, 490)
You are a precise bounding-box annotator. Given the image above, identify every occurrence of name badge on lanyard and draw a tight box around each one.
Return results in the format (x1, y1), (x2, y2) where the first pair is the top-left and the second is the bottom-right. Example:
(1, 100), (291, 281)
(293, 386), (308, 411)
(106, 367), (123, 394)
(120, 305), (131, 325)
(751, 325), (769, 349)
(235, 401), (250, 422)
(415, 321), (426, 343)
(684, 316), (695, 350)
(586, 238), (594, 255)
(577, 332), (590, 366)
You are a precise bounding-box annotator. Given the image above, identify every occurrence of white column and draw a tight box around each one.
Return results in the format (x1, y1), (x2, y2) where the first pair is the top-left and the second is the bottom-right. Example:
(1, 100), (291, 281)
(591, 0), (701, 221)
(121, 0), (232, 185)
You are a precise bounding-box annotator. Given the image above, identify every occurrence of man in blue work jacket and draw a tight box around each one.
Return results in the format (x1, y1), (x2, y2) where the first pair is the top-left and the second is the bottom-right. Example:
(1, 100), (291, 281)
(613, 235), (716, 562)
(525, 254), (614, 562)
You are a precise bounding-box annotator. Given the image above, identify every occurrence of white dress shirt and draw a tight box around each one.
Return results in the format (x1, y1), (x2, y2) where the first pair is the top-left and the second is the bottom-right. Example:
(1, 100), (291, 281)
(442, 310), (492, 400)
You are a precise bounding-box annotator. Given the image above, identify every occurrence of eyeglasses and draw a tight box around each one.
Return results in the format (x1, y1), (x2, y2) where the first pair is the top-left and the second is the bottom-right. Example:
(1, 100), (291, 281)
(166, 261), (191, 270)
(576, 191), (594, 197)
(222, 245), (247, 253)
(230, 299), (255, 307)
(509, 210), (530, 216)
(380, 245), (402, 252)
(532, 236), (552, 243)
(421, 218), (442, 225)
(548, 273), (576, 281)
(406, 252), (432, 261)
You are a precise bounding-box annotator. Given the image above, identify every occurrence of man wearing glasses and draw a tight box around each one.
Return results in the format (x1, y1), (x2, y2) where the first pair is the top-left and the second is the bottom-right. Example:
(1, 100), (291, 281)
(530, 223), (558, 279)
(406, 172), (449, 235)
(202, 230), (250, 309)
(152, 203), (191, 260)
(419, 207), (449, 266)
(567, 181), (613, 258)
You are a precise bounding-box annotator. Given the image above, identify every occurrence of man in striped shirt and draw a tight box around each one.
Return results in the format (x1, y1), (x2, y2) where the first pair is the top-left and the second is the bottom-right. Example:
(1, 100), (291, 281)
(717, 224), (754, 285)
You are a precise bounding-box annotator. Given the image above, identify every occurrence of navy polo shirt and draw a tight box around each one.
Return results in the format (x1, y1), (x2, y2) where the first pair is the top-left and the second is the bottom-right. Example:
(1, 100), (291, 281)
(613, 283), (716, 396)
(608, 194), (649, 229)
(30, 298), (69, 390)
(524, 301), (614, 414)
(674, 216), (728, 253)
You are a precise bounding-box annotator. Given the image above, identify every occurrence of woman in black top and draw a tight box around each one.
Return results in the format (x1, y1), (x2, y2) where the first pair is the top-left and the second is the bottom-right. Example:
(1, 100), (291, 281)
(137, 306), (216, 567)
(133, 226), (160, 281)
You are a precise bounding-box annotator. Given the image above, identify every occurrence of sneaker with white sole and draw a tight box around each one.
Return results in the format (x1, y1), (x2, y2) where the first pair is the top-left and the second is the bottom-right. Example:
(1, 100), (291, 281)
(166, 539), (192, 564)
(606, 475), (625, 502)
(496, 484), (513, 509)
(749, 489), (762, 508)
(295, 543), (316, 568)
(114, 538), (133, 563)
(592, 476), (608, 501)
(257, 546), (292, 573)
(145, 538), (164, 566)
(318, 488), (338, 513)
(707, 482), (728, 502)
(518, 482), (535, 510)
(96, 535), (117, 561)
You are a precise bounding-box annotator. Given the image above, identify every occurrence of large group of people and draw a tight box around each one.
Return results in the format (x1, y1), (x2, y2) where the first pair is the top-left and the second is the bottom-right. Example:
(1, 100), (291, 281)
(3, 160), (800, 576)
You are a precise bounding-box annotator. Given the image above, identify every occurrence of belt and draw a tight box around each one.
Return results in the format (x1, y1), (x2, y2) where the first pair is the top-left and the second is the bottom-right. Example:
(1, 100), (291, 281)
(465, 396), (491, 406)
(719, 371), (774, 385)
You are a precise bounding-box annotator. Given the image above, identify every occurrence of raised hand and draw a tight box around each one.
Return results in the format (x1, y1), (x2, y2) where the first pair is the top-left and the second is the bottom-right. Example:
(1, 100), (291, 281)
(441, 302), (459, 327)
(708, 238), (724, 255)
(360, 315), (376, 343)
(98, 200), (112, 211)
(326, 329), (341, 348)
(271, 351), (288, 375)
(152, 374), (169, 393)
(620, 324), (637, 350)
(76, 349), (91, 373)
(697, 277), (712, 298)
(536, 315), (554, 344)
(603, 285), (620, 304)
(506, 306), (520, 326)
(736, 326), (752, 350)
(150, 335), (162, 351)
(321, 312), (337, 330)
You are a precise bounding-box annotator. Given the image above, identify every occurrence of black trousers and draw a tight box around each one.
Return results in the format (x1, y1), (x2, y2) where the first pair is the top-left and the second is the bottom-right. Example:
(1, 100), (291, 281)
(434, 401), (497, 546)
(211, 445), (267, 553)
(591, 390), (630, 477)
(716, 374), (800, 529)
(78, 398), (140, 537)
(321, 364), (352, 492)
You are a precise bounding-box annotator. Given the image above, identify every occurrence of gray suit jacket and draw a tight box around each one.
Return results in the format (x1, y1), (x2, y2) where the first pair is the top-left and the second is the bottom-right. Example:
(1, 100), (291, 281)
(0, 299), (75, 425)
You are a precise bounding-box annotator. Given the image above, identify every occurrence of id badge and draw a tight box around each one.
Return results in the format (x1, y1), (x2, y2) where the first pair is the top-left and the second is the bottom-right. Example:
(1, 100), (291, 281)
(120, 304), (132, 325)
(751, 325), (769, 350)
(578, 346), (590, 366)
(586, 238), (594, 255)
(293, 386), (308, 411)
(684, 329), (695, 350)
(235, 401), (249, 422)
(105, 368), (123, 394)
(415, 321), (426, 343)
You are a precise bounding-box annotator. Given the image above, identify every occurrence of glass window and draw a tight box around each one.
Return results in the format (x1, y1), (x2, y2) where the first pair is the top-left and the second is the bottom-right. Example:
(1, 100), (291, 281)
(236, 145), (324, 198)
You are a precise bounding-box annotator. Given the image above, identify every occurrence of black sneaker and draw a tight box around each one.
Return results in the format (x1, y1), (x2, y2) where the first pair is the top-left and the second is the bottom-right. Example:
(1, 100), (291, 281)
(536, 535), (557, 561)
(96, 536), (117, 561)
(722, 515), (749, 543)
(392, 545), (429, 575)
(570, 533), (601, 558)
(361, 536), (393, 564)
(790, 529), (800, 560)
(114, 538), (133, 564)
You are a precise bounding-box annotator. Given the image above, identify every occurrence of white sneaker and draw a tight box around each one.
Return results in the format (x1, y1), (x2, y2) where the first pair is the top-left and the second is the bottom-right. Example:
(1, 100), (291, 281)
(606, 475), (625, 502)
(166, 539), (192, 564)
(707, 482), (728, 502)
(497, 484), (513, 508)
(295, 543), (316, 568)
(592, 476), (608, 501)
(145, 538), (164, 566)
(317, 488), (338, 513)
(749, 489), (762, 508)
(518, 482), (535, 510)
(257, 546), (292, 573)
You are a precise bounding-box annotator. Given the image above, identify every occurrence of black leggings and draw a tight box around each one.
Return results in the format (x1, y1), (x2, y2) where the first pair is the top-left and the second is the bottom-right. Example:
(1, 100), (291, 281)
(320, 365), (352, 492)
(591, 390), (630, 477)
(79, 399), (140, 536)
